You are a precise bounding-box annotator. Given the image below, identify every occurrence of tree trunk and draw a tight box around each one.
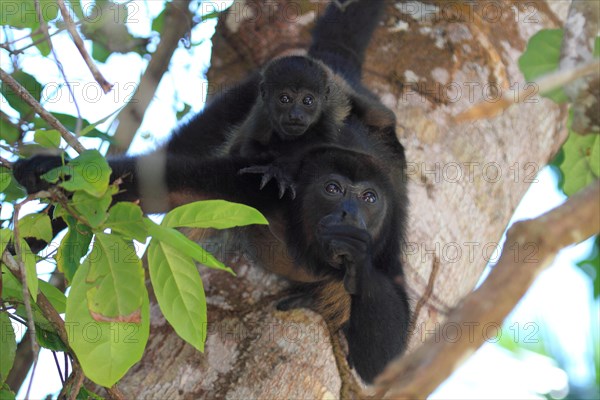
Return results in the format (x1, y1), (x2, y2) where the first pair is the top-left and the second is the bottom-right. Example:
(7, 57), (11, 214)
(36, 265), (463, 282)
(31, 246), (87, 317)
(110, 1), (568, 397)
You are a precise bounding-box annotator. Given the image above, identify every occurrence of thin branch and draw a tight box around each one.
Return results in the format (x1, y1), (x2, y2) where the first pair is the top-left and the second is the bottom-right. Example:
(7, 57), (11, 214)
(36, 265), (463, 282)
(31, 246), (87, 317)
(3, 249), (88, 399)
(10, 199), (39, 400)
(0, 155), (12, 167)
(455, 60), (600, 122)
(36, 0), (84, 134)
(0, 68), (86, 154)
(56, 0), (113, 93)
(107, 0), (194, 154)
(369, 180), (600, 399)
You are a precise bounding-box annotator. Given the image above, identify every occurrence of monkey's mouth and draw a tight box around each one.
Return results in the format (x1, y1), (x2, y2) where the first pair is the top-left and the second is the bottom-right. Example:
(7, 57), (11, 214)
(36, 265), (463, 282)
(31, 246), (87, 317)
(281, 123), (308, 136)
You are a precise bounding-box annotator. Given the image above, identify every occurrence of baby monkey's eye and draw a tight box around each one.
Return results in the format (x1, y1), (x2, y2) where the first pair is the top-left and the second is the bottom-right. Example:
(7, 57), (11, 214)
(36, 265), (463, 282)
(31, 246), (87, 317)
(325, 182), (343, 195)
(279, 94), (291, 103)
(303, 95), (314, 106)
(361, 191), (378, 204)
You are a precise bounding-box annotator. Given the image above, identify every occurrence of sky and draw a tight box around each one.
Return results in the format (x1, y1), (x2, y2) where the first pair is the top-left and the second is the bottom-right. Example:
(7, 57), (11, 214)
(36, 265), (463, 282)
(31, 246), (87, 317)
(1, 1), (597, 398)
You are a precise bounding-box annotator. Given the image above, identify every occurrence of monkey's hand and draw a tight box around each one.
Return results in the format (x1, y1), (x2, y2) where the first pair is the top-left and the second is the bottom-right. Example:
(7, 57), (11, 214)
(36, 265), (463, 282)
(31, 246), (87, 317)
(238, 163), (297, 199)
(13, 155), (65, 194)
(318, 225), (372, 295)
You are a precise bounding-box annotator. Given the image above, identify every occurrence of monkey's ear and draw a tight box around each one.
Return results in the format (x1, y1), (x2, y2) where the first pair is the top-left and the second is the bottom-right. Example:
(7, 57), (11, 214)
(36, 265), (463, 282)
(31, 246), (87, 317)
(325, 85), (331, 100)
(260, 82), (267, 99)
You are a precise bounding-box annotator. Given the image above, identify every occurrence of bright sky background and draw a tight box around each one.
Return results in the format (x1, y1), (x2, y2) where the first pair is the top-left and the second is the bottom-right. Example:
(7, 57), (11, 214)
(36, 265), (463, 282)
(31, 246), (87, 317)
(1, 1), (597, 398)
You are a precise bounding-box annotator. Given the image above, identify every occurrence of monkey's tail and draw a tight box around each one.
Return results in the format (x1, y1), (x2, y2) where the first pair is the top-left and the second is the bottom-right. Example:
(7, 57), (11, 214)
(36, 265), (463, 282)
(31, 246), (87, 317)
(308, 0), (386, 85)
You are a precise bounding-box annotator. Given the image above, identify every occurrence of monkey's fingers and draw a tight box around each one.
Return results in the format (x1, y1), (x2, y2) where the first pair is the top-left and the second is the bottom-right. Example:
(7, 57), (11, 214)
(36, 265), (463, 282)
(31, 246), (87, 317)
(260, 174), (273, 190)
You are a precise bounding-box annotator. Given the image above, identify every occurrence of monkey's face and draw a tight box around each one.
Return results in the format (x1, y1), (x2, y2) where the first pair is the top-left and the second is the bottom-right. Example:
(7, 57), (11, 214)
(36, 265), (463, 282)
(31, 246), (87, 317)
(301, 171), (387, 269)
(266, 87), (324, 139)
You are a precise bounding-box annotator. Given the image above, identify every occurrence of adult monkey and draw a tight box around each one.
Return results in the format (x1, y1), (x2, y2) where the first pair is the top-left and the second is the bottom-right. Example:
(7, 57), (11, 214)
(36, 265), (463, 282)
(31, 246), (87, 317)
(14, 0), (410, 383)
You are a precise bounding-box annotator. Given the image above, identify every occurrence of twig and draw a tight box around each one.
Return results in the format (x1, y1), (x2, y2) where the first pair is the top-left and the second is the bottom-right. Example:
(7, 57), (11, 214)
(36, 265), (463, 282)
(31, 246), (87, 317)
(65, 365), (85, 400)
(0, 156), (12, 167)
(10, 199), (39, 400)
(4, 248), (88, 398)
(368, 180), (600, 399)
(455, 60), (600, 122)
(35, 0), (84, 134)
(56, 0), (113, 93)
(0, 68), (86, 154)
(107, 386), (127, 400)
(107, 0), (193, 154)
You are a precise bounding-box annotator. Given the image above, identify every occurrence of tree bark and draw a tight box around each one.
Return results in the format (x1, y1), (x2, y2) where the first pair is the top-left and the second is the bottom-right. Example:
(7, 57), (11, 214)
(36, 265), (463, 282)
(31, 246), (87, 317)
(109, 1), (569, 398)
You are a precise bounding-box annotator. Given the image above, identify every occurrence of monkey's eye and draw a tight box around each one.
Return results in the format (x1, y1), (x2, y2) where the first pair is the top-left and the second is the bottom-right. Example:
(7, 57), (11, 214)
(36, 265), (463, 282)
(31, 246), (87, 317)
(303, 95), (314, 106)
(361, 191), (378, 204)
(325, 182), (343, 195)
(279, 94), (291, 104)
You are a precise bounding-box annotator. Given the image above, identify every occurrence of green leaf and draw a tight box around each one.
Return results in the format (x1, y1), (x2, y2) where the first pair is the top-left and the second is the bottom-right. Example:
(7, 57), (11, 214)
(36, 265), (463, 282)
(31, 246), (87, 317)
(66, 259), (149, 388)
(91, 42), (111, 63)
(151, 9), (165, 32)
(67, 0), (84, 20)
(145, 219), (233, 274)
(1, 267), (57, 333)
(0, 168), (12, 192)
(1, 176), (26, 202)
(84, 233), (145, 322)
(34, 129), (62, 148)
(36, 327), (68, 352)
(0, 0), (58, 28)
(518, 29), (568, 103)
(31, 30), (51, 56)
(38, 279), (67, 313)
(0, 118), (19, 143)
(79, 106), (124, 138)
(43, 150), (111, 197)
(163, 200), (268, 230)
(0, 265), (21, 301)
(0, 383), (15, 400)
(176, 103), (192, 120)
(0, 313), (16, 383)
(19, 239), (38, 296)
(104, 203), (148, 242)
(577, 236), (599, 299)
(0, 70), (42, 118)
(33, 113), (110, 142)
(71, 188), (114, 228)
(558, 112), (600, 196)
(147, 239), (206, 352)
(56, 218), (93, 282)
(75, 387), (104, 400)
(0, 229), (12, 254)
(18, 213), (52, 242)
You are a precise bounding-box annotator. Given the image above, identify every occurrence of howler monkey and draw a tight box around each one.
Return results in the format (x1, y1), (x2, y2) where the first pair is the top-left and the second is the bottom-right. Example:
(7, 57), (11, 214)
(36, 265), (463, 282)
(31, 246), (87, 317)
(224, 56), (350, 197)
(13, 0), (410, 384)
(14, 136), (409, 383)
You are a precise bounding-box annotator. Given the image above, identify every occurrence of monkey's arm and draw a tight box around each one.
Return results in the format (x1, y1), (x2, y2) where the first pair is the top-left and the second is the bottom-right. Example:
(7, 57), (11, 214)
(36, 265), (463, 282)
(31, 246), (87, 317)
(319, 225), (410, 384)
(14, 153), (280, 216)
(308, 0), (385, 86)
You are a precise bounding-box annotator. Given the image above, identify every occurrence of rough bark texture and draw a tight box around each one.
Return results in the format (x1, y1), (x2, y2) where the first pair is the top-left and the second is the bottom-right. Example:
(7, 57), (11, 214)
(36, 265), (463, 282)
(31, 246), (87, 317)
(111, 1), (569, 398)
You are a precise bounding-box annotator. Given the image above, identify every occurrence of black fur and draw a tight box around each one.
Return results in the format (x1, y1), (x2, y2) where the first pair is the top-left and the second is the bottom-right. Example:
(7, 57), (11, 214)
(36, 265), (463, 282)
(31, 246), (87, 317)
(13, 0), (409, 384)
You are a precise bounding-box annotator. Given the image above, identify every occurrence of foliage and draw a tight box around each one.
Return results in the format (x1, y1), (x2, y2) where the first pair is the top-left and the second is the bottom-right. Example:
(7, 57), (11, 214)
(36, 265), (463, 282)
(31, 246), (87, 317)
(0, 0), (250, 396)
(520, 29), (600, 197)
(515, 28), (600, 397)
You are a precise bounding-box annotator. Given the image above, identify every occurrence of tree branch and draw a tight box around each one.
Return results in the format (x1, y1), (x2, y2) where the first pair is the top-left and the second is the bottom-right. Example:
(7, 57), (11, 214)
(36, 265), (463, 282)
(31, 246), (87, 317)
(0, 68), (86, 154)
(107, 0), (193, 155)
(56, 0), (113, 94)
(369, 180), (600, 399)
(455, 60), (600, 122)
